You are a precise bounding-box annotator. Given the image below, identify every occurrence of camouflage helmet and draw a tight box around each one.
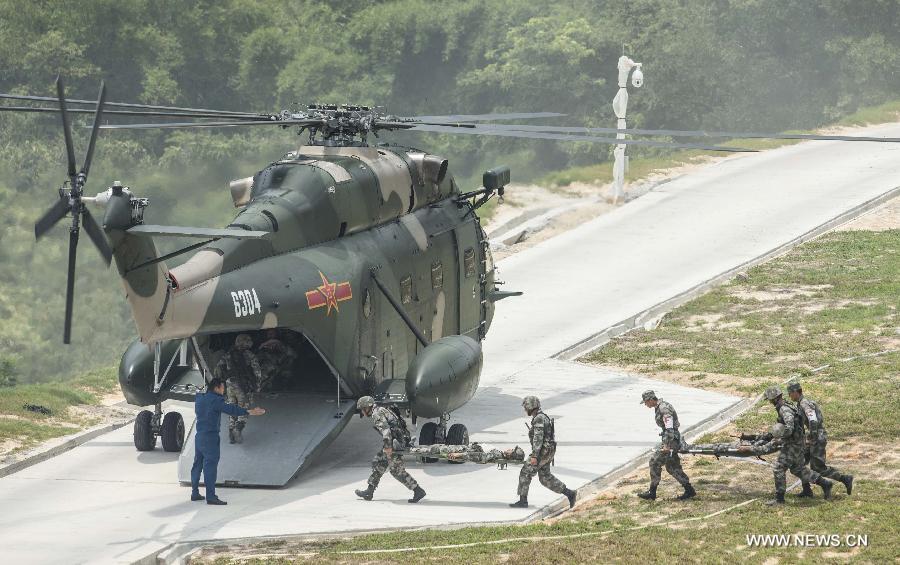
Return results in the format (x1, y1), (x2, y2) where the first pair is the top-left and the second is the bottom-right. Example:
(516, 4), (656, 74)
(640, 390), (657, 404)
(521, 395), (541, 411)
(234, 333), (253, 350)
(356, 396), (375, 411)
(764, 386), (783, 401)
(769, 423), (787, 438)
(510, 445), (525, 461)
(786, 382), (802, 393)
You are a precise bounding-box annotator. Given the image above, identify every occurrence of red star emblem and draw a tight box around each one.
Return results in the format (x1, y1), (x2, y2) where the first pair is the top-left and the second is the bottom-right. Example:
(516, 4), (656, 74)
(305, 271), (352, 315)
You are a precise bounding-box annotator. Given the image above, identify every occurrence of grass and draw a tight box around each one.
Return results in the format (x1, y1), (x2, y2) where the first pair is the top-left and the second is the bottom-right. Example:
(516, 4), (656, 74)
(196, 227), (899, 564)
(0, 366), (119, 450)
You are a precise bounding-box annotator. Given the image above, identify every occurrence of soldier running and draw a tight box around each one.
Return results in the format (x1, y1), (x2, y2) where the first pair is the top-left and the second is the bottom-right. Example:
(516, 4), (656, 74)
(213, 333), (263, 444)
(760, 386), (834, 505)
(638, 390), (696, 501)
(788, 382), (853, 497)
(509, 396), (577, 509)
(354, 396), (426, 503)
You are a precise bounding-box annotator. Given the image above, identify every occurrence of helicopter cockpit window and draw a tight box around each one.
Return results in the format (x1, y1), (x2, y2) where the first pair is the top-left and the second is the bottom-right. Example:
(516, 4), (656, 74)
(464, 248), (476, 278)
(431, 262), (443, 290)
(400, 276), (413, 304)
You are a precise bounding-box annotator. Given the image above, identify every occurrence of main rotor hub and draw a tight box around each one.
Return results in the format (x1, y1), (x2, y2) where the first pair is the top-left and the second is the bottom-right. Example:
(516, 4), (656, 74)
(278, 103), (412, 147)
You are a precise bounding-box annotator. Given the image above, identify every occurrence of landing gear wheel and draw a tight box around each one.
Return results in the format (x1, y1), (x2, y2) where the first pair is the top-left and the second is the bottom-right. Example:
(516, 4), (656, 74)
(161, 412), (185, 452)
(446, 423), (469, 464)
(134, 410), (156, 451)
(419, 421), (439, 463)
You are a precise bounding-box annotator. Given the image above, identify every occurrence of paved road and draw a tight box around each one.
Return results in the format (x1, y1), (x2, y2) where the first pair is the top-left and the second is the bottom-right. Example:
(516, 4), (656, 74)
(2, 123), (899, 564)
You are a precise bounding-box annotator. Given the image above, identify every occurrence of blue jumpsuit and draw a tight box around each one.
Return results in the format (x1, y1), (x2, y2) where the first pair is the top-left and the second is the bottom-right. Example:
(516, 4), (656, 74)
(191, 391), (249, 500)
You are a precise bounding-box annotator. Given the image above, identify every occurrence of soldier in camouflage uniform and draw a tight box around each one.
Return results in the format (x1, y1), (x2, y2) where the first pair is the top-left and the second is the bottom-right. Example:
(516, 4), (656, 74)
(354, 396), (426, 503)
(638, 390), (696, 501)
(213, 333), (263, 444)
(255, 329), (298, 392)
(787, 382), (853, 497)
(761, 386), (833, 505)
(509, 396), (577, 509)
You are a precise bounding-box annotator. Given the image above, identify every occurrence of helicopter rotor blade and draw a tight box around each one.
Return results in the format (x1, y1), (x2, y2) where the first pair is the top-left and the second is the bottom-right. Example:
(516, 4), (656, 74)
(63, 227), (79, 344)
(412, 112), (565, 122)
(55, 77), (78, 180)
(82, 82), (106, 178)
(34, 197), (71, 240)
(409, 124), (758, 153)
(0, 92), (260, 117)
(80, 207), (113, 265)
(97, 118), (323, 130)
(468, 123), (900, 144)
(0, 105), (266, 120)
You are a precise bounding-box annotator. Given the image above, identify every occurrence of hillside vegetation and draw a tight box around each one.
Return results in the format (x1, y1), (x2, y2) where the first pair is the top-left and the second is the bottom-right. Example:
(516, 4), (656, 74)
(1, 0), (899, 382)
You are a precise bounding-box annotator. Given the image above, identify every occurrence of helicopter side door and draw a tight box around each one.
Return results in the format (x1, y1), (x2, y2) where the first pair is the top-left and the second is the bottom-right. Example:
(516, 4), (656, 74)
(454, 218), (483, 340)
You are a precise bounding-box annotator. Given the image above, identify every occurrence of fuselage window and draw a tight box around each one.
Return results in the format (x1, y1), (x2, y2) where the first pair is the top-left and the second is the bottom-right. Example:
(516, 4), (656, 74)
(400, 275), (413, 304)
(431, 262), (443, 289)
(464, 247), (476, 278)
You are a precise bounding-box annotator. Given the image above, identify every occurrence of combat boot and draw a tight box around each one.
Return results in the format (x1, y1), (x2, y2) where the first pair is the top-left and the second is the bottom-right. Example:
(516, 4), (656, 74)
(637, 485), (657, 500)
(766, 492), (785, 505)
(841, 475), (854, 495)
(355, 485), (375, 501)
(509, 496), (528, 508)
(228, 428), (236, 444)
(793, 482), (814, 498)
(563, 488), (577, 509)
(233, 422), (245, 444)
(677, 483), (696, 501)
(816, 477), (833, 500)
(408, 487), (426, 504)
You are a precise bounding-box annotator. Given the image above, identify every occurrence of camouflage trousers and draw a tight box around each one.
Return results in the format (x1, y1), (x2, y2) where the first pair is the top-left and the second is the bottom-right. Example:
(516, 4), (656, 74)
(517, 461), (566, 497)
(803, 439), (848, 482)
(773, 443), (820, 494)
(226, 378), (250, 430)
(368, 451), (418, 491)
(649, 448), (691, 488)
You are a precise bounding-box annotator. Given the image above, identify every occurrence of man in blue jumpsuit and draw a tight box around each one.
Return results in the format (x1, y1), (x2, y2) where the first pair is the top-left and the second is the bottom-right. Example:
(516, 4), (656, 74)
(191, 378), (266, 505)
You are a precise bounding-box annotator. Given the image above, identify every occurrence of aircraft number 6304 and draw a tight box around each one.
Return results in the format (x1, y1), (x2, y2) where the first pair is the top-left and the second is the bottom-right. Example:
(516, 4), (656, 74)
(231, 289), (262, 318)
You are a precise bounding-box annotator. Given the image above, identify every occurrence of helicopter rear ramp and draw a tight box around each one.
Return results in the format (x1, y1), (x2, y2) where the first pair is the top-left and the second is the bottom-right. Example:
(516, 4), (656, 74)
(177, 392), (355, 487)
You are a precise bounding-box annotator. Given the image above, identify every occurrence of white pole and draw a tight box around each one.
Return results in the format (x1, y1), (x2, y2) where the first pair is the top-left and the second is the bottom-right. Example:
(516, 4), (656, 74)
(612, 55), (642, 203)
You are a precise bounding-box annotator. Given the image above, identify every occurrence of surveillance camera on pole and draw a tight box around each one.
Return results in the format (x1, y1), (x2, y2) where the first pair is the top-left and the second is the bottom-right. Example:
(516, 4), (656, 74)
(611, 55), (642, 203)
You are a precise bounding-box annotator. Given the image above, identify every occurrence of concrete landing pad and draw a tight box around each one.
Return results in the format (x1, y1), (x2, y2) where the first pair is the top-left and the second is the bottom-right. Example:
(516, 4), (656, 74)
(177, 393), (355, 487)
(0, 362), (735, 564)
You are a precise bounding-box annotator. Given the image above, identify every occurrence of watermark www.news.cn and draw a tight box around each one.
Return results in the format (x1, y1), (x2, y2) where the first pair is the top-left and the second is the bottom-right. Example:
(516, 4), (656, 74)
(746, 534), (869, 548)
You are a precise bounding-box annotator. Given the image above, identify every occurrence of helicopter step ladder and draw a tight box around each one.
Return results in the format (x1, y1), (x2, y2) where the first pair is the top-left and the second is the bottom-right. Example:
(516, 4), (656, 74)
(177, 391), (355, 487)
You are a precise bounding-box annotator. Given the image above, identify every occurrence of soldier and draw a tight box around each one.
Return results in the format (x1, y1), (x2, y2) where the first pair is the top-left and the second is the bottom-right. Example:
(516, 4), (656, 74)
(354, 396), (426, 503)
(759, 386), (833, 504)
(637, 390), (696, 501)
(509, 396), (577, 509)
(787, 382), (853, 497)
(213, 333), (263, 444)
(256, 328), (298, 392)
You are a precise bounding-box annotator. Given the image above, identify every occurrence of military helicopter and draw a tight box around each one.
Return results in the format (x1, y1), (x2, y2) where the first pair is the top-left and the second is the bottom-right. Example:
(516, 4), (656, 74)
(3, 78), (897, 485)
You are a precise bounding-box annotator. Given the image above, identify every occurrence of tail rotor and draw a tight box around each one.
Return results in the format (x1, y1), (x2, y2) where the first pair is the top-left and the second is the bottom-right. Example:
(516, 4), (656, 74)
(33, 77), (113, 344)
